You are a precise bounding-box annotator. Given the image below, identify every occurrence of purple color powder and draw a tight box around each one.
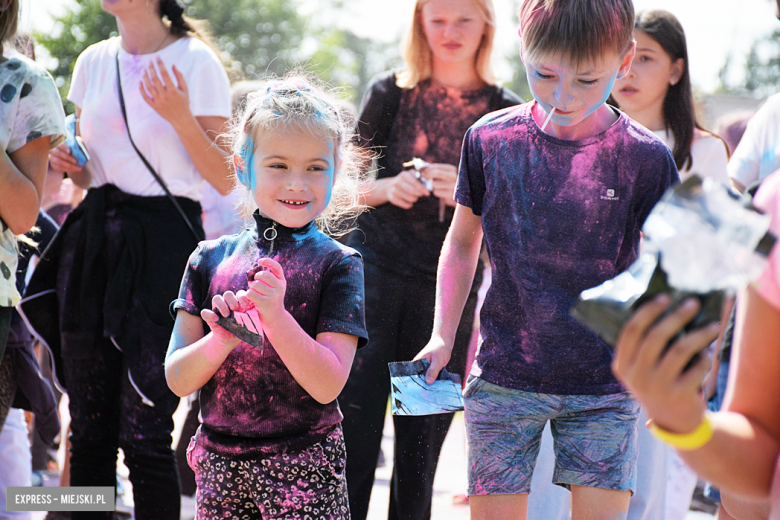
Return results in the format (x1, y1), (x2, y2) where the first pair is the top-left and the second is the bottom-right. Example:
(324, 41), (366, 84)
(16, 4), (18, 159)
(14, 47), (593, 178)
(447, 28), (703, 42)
(456, 101), (679, 395)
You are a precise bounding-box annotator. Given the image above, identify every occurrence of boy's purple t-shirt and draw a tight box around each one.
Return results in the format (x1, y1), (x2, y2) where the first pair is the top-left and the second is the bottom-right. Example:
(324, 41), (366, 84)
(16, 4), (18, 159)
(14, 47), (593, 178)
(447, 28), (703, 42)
(456, 102), (678, 395)
(171, 212), (367, 456)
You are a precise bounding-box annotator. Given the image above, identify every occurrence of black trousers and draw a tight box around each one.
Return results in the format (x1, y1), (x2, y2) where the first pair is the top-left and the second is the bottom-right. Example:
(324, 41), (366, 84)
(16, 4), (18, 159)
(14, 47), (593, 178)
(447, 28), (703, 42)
(339, 262), (480, 520)
(53, 188), (202, 520)
(63, 336), (181, 520)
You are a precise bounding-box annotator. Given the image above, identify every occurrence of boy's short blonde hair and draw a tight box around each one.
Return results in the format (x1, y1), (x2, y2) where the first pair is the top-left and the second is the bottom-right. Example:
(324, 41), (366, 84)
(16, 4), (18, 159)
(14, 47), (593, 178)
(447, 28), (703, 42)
(397, 0), (497, 89)
(518, 0), (634, 67)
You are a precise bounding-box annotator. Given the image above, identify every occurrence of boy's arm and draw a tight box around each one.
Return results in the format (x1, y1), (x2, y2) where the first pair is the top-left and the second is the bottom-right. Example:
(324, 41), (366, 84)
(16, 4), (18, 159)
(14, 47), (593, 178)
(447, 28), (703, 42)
(415, 203), (483, 384)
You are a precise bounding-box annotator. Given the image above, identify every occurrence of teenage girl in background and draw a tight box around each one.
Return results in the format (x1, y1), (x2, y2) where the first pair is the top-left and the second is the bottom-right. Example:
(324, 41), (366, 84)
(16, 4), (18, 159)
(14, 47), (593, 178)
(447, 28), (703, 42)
(610, 10), (729, 186)
(166, 78), (369, 519)
(338, 1), (521, 518)
(611, 11), (730, 520)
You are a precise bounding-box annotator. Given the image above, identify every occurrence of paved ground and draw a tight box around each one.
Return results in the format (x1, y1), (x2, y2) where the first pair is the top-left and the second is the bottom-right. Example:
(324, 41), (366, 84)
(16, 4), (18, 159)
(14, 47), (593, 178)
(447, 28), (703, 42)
(33, 398), (715, 520)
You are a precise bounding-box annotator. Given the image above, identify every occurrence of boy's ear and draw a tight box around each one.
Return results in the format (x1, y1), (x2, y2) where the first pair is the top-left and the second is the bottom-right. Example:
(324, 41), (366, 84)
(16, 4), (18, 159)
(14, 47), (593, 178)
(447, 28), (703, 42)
(669, 57), (684, 86)
(616, 40), (637, 80)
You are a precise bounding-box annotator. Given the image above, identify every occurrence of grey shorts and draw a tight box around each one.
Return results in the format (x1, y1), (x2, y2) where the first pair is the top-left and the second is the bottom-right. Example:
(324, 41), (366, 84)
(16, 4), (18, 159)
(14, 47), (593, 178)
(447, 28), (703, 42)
(463, 376), (640, 496)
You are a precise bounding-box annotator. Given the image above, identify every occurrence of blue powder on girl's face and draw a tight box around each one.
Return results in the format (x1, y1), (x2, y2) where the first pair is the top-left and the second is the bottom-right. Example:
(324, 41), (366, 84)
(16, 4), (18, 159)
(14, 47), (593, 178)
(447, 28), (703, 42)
(237, 135), (257, 190)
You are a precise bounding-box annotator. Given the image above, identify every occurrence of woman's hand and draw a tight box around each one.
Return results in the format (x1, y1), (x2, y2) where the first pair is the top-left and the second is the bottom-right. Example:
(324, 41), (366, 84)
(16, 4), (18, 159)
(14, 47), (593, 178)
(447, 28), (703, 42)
(200, 291), (243, 352)
(422, 163), (458, 207)
(612, 295), (720, 434)
(385, 169), (431, 209)
(48, 141), (82, 175)
(140, 57), (191, 128)
(245, 258), (288, 324)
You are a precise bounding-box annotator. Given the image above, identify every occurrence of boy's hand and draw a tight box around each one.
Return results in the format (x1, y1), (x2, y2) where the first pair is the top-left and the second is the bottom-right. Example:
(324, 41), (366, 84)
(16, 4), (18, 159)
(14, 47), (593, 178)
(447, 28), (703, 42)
(200, 291), (243, 350)
(385, 170), (431, 209)
(612, 295), (719, 434)
(414, 336), (453, 385)
(421, 163), (457, 207)
(246, 258), (287, 323)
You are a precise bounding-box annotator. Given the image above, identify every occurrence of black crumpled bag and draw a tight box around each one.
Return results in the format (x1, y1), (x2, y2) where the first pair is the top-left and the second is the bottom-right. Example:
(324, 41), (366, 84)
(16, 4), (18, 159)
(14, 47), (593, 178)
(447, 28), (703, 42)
(571, 176), (775, 364)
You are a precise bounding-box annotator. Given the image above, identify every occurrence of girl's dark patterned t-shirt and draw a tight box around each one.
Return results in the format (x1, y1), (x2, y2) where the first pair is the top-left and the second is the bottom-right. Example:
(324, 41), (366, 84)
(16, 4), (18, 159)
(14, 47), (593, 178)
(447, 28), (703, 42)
(172, 212), (368, 456)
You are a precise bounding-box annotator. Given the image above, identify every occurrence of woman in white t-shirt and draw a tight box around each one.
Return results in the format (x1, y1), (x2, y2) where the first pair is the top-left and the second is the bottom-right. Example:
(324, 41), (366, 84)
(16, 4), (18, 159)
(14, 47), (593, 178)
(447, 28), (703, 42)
(42, 1), (231, 518)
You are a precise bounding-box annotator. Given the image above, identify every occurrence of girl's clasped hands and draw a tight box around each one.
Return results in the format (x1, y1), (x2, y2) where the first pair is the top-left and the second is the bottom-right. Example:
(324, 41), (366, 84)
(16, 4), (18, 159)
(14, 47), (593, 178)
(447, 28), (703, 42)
(202, 257), (287, 348)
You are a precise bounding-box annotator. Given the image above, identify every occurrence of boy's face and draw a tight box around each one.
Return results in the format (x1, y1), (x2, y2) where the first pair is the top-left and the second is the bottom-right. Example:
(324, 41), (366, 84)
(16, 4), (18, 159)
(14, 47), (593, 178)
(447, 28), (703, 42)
(525, 47), (634, 128)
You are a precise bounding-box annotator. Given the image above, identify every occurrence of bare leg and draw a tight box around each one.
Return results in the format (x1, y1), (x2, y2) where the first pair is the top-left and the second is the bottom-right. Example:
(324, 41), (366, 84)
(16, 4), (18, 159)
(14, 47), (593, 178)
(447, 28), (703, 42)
(470, 493), (529, 520)
(571, 485), (631, 520)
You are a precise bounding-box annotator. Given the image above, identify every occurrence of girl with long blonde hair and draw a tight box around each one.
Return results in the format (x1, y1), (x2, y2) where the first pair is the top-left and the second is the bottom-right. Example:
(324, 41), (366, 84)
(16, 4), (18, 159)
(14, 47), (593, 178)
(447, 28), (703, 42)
(339, 1), (521, 518)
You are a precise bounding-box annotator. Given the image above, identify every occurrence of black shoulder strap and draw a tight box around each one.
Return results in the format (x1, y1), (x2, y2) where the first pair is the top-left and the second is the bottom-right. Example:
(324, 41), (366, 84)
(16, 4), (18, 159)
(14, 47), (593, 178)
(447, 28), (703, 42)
(115, 53), (204, 242)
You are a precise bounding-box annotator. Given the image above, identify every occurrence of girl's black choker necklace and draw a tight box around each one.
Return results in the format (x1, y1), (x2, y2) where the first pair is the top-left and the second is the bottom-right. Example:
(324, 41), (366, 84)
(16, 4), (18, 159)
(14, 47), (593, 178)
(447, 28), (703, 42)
(253, 212), (316, 248)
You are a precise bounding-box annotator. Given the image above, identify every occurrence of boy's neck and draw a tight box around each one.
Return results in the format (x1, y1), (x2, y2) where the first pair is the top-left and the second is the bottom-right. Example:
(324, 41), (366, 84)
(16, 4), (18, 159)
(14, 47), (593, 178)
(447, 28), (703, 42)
(533, 102), (618, 141)
(430, 59), (484, 90)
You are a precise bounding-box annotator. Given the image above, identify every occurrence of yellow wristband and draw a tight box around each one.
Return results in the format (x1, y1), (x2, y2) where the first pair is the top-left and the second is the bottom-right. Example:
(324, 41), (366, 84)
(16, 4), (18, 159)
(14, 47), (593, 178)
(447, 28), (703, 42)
(649, 413), (714, 451)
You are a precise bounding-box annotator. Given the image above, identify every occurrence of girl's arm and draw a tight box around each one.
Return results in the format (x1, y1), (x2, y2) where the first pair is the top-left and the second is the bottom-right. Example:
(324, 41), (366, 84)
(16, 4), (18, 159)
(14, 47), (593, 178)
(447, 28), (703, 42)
(263, 315), (358, 405)
(414, 203), (483, 383)
(165, 295), (240, 397)
(243, 258), (358, 404)
(140, 58), (232, 195)
(613, 285), (780, 498)
(0, 136), (50, 234)
(47, 106), (94, 190)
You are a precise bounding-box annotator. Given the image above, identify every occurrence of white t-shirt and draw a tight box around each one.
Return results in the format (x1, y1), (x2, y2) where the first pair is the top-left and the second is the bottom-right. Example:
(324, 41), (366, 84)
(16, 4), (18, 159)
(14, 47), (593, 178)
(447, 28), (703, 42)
(653, 128), (729, 185)
(68, 36), (231, 200)
(0, 53), (65, 307)
(728, 92), (780, 189)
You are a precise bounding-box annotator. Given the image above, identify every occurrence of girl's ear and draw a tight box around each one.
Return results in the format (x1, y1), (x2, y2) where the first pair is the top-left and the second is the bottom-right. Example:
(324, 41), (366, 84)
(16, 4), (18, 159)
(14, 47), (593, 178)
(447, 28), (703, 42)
(616, 40), (636, 80)
(669, 57), (684, 86)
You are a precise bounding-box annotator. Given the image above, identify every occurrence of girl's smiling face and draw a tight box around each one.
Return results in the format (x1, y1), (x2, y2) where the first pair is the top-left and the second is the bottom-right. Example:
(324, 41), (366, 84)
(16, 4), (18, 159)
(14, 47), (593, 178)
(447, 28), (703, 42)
(249, 127), (337, 229)
(526, 49), (633, 129)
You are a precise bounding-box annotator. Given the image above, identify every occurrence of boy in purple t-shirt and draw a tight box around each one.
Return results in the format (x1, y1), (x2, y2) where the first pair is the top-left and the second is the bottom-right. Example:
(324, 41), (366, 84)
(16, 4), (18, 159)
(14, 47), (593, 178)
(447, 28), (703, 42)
(415, 0), (679, 518)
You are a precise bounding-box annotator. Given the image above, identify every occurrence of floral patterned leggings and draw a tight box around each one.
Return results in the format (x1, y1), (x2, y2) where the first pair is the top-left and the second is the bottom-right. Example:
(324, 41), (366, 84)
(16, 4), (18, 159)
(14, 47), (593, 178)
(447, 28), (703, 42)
(187, 427), (350, 520)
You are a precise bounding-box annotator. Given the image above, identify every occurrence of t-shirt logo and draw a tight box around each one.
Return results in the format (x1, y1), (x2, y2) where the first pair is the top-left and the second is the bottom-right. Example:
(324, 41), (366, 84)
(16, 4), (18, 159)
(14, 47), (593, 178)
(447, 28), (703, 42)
(601, 188), (619, 201)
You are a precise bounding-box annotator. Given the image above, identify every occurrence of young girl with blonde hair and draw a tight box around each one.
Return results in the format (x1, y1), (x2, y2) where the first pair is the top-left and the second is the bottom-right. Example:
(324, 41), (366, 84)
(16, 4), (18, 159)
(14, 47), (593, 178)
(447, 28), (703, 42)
(166, 77), (369, 519)
(339, 1), (521, 518)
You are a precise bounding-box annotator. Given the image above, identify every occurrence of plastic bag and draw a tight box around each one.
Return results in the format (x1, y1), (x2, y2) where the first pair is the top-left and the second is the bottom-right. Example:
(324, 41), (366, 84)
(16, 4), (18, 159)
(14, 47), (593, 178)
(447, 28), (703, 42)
(389, 359), (463, 416)
(571, 175), (775, 353)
